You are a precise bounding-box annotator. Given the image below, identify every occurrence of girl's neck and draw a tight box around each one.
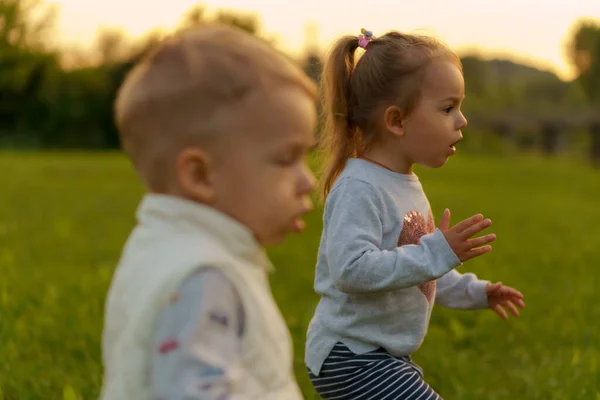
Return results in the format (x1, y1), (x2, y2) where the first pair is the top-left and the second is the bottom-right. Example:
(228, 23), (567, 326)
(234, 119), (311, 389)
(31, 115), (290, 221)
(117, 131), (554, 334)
(361, 147), (414, 175)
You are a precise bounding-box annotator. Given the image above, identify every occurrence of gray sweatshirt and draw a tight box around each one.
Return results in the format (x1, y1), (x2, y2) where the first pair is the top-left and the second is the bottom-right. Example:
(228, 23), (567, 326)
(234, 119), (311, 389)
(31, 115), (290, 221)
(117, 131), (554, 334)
(305, 158), (489, 376)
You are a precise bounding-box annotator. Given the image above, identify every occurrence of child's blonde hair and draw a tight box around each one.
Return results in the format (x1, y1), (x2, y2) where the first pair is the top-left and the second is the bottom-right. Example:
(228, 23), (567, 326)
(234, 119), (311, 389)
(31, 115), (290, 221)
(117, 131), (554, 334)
(115, 24), (317, 191)
(319, 30), (462, 198)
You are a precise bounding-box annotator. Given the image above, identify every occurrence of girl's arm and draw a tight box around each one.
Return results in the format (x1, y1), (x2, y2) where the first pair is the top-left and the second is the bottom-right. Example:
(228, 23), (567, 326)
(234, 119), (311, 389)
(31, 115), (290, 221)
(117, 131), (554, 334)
(325, 179), (461, 294)
(434, 269), (489, 309)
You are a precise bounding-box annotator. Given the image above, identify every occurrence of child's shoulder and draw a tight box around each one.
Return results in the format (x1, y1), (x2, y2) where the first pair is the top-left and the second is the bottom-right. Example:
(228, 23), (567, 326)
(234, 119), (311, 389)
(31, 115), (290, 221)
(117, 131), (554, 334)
(329, 174), (378, 199)
(326, 175), (385, 218)
(331, 158), (420, 197)
(337, 158), (376, 181)
(326, 159), (426, 216)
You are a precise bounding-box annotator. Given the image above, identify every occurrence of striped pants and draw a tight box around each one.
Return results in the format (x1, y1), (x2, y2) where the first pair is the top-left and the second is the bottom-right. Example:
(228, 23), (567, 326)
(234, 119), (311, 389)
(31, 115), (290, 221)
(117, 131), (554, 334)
(308, 343), (442, 400)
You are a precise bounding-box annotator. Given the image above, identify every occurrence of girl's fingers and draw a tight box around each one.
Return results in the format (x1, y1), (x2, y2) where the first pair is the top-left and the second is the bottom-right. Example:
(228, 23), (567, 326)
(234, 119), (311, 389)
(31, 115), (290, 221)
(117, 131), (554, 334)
(493, 304), (508, 320)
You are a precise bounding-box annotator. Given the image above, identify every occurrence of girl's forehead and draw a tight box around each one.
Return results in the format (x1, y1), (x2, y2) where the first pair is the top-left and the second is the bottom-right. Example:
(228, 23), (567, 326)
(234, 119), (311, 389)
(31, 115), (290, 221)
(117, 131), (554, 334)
(421, 61), (465, 98)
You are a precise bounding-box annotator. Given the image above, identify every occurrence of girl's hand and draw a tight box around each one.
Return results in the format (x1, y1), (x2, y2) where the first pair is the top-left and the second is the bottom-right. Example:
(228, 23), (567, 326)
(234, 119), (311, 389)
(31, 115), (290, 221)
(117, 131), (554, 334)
(438, 208), (496, 262)
(486, 282), (526, 320)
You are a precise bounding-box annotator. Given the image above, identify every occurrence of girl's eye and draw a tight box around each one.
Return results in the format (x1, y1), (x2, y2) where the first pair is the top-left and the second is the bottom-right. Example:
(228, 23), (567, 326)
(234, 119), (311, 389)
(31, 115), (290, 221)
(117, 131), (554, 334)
(444, 106), (454, 114)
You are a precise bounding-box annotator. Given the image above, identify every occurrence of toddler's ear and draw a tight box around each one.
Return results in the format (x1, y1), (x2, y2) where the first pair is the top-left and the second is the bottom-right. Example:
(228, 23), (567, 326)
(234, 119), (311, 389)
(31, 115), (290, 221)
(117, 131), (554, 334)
(177, 147), (215, 203)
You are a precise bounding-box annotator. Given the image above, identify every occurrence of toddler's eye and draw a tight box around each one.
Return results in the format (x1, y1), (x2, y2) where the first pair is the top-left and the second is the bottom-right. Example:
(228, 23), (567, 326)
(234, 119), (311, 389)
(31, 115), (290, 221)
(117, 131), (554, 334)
(276, 155), (297, 166)
(444, 106), (454, 114)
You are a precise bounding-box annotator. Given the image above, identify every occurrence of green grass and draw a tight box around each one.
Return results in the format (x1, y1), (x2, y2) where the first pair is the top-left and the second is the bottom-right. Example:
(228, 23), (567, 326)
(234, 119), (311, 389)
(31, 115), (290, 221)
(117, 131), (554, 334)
(1, 151), (600, 399)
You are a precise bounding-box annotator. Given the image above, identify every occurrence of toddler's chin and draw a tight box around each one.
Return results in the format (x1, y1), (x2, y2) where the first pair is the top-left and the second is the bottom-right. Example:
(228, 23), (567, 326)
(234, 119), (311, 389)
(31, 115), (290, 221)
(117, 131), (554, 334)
(256, 229), (287, 247)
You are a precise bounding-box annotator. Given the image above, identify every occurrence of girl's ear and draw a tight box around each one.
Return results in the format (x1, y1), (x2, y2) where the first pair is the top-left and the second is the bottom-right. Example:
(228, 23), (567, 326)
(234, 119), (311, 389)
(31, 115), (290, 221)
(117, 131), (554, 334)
(383, 105), (406, 137)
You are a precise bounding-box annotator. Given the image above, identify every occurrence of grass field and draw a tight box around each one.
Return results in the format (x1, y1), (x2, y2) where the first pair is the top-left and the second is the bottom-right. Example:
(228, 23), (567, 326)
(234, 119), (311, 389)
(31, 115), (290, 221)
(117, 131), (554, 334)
(1, 151), (600, 399)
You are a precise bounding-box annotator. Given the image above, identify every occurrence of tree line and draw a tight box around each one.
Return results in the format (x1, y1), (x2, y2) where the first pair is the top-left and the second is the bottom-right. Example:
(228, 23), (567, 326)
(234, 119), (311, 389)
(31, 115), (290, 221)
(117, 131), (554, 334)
(0, 0), (598, 149)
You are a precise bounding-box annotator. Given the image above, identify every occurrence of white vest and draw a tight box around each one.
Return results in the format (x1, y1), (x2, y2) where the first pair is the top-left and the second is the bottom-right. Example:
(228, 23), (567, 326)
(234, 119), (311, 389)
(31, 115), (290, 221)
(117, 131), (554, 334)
(100, 194), (303, 400)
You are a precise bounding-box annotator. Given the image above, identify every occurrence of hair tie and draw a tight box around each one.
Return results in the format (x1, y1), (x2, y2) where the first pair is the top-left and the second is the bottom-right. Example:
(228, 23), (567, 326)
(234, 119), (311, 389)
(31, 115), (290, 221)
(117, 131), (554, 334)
(358, 28), (374, 49)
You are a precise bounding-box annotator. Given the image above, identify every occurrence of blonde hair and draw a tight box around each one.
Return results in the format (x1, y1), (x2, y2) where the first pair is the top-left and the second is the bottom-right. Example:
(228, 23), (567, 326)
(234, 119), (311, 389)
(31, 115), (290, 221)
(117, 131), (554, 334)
(115, 23), (317, 191)
(318, 31), (461, 198)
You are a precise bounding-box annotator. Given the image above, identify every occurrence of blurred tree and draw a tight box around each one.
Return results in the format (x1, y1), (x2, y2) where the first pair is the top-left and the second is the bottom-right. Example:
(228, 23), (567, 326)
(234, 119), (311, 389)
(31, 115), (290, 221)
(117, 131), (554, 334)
(214, 10), (258, 35)
(179, 4), (259, 36)
(302, 22), (322, 83)
(459, 54), (582, 115)
(0, 0), (57, 146)
(94, 28), (131, 66)
(2, 0), (587, 154)
(303, 53), (322, 84)
(0, 0), (56, 50)
(0, 1), (271, 148)
(460, 55), (491, 99)
(568, 19), (600, 103)
(95, 5), (262, 149)
(179, 5), (206, 31)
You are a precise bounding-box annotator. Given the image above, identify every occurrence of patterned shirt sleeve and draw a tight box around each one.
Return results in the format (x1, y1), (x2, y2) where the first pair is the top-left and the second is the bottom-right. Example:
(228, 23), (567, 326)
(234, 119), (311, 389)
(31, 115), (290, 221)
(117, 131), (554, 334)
(150, 268), (245, 400)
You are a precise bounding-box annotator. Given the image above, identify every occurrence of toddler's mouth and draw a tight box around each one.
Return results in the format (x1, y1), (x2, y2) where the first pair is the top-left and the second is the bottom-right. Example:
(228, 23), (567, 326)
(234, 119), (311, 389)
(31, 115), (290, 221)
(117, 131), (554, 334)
(292, 216), (306, 232)
(292, 200), (313, 232)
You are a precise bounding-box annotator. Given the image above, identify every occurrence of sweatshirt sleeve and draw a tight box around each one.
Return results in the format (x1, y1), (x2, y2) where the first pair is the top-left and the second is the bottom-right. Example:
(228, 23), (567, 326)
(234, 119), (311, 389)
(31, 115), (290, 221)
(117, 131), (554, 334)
(435, 269), (489, 309)
(324, 178), (462, 294)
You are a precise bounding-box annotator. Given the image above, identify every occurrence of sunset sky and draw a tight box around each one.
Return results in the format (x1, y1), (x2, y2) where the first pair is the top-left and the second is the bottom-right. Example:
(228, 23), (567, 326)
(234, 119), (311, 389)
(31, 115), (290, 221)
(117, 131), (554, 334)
(49, 0), (600, 80)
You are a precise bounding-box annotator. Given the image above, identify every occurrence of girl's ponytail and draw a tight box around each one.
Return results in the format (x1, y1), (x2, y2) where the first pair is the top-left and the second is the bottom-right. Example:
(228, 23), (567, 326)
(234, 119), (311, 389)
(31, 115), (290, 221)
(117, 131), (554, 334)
(318, 36), (360, 198)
